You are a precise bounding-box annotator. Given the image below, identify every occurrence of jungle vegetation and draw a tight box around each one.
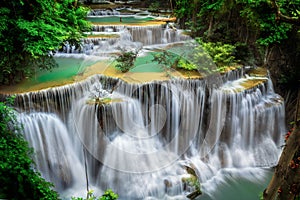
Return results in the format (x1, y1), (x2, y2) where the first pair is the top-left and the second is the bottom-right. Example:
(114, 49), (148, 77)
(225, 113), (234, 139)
(0, 0), (299, 198)
(0, 97), (119, 198)
(0, 97), (60, 199)
(0, 0), (91, 85)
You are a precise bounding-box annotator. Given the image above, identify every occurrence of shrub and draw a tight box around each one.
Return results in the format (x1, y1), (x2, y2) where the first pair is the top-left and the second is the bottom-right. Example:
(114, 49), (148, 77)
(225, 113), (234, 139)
(196, 38), (237, 68)
(100, 189), (118, 200)
(0, 97), (60, 199)
(71, 189), (118, 200)
(114, 49), (138, 73)
(177, 59), (198, 71)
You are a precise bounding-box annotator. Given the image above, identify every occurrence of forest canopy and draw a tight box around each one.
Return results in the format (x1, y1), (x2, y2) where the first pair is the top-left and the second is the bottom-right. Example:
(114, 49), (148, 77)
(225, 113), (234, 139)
(173, 0), (299, 90)
(174, 0), (300, 44)
(0, 0), (91, 85)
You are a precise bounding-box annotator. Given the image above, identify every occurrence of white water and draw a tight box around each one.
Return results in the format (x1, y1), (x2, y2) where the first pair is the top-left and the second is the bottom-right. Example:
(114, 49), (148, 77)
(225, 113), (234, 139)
(13, 9), (286, 200)
(58, 20), (190, 56)
(15, 73), (285, 199)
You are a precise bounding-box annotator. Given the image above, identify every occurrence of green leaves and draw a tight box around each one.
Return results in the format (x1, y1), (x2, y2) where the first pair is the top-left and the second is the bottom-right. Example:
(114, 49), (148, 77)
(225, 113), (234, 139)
(178, 59), (198, 70)
(237, 0), (295, 46)
(17, 18), (67, 56)
(114, 49), (139, 73)
(0, 0), (91, 85)
(202, 0), (225, 11)
(196, 39), (237, 69)
(0, 98), (60, 199)
(71, 189), (118, 200)
(257, 18), (292, 46)
(99, 189), (118, 200)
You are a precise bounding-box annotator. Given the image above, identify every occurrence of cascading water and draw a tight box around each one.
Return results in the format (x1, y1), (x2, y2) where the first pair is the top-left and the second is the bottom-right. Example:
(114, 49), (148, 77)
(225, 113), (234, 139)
(19, 113), (86, 192)
(14, 70), (285, 199)
(8, 8), (286, 200)
(87, 24), (188, 49)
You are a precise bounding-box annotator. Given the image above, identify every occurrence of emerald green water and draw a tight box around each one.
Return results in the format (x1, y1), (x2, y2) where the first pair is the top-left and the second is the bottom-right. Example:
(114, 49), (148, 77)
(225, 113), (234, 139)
(31, 57), (99, 83)
(199, 168), (273, 200)
(130, 51), (181, 72)
(24, 45), (188, 85)
(130, 53), (163, 72)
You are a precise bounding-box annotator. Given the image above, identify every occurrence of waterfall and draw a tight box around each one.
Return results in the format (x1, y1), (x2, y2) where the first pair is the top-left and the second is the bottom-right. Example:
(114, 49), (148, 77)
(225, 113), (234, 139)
(57, 13), (191, 57)
(19, 113), (86, 192)
(13, 69), (286, 199)
(89, 24), (190, 47)
(0, 7), (286, 199)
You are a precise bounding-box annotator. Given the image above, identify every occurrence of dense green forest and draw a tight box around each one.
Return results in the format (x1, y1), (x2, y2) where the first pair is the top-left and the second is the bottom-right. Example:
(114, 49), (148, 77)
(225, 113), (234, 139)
(0, 97), (60, 199)
(146, 0), (299, 122)
(1, 0), (299, 94)
(172, 0), (300, 88)
(0, 0), (90, 85)
(0, 0), (299, 199)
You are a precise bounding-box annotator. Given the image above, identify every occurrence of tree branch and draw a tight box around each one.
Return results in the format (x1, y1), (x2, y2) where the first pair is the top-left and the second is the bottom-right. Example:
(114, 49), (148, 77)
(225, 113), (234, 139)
(269, 0), (300, 25)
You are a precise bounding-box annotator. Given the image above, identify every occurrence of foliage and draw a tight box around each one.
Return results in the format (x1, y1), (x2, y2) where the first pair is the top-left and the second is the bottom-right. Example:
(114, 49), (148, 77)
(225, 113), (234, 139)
(238, 0), (294, 46)
(174, 0), (194, 19)
(174, 0), (199, 32)
(174, 0), (299, 45)
(182, 175), (201, 191)
(152, 41), (237, 74)
(71, 189), (118, 200)
(148, 2), (160, 12)
(0, 97), (60, 199)
(196, 38), (237, 68)
(152, 51), (179, 77)
(152, 51), (179, 68)
(100, 189), (118, 200)
(114, 49), (139, 73)
(173, 0), (300, 71)
(177, 59), (198, 71)
(0, 0), (91, 85)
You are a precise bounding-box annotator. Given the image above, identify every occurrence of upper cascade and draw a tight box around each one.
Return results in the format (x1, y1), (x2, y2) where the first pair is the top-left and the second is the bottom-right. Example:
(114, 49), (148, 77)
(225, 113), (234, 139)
(57, 8), (189, 56)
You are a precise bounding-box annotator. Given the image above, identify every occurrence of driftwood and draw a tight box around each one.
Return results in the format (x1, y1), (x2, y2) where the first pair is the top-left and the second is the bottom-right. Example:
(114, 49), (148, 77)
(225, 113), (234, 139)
(187, 190), (202, 200)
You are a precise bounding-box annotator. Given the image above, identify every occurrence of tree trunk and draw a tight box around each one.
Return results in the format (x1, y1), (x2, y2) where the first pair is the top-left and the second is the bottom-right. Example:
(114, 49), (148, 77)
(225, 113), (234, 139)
(207, 16), (213, 37)
(263, 89), (300, 200)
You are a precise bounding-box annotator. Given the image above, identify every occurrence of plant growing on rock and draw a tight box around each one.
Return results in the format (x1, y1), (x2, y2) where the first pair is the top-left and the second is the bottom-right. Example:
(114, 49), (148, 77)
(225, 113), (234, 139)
(114, 49), (139, 73)
(196, 39), (237, 69)
(71, 189), (118, 200)
(177, 59), (198, 71)
(182, 165), (202, 200)
(152, 50), (180, 78)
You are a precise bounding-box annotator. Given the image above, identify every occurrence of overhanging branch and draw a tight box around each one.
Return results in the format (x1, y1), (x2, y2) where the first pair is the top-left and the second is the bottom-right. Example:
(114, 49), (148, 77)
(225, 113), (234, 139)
(269, 0), (300, 26)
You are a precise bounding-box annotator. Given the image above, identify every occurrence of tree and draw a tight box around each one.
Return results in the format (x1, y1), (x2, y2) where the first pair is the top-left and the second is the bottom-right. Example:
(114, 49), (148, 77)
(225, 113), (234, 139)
(0, 0), (91, 85)
(174, 0), (200, 33)
(114, 49), (139, 73)
(0, 97), (60, 199)
(173, 1), (300, 198)
(269, 0), (300, 25)
(174, 0), (299, 94)
(173, 0), (300, 53)
(263, 91), (300, 199)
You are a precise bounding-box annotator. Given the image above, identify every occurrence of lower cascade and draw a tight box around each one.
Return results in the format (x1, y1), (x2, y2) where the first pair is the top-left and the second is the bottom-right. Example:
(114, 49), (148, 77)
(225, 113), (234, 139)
(15, 70), (286, 199)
